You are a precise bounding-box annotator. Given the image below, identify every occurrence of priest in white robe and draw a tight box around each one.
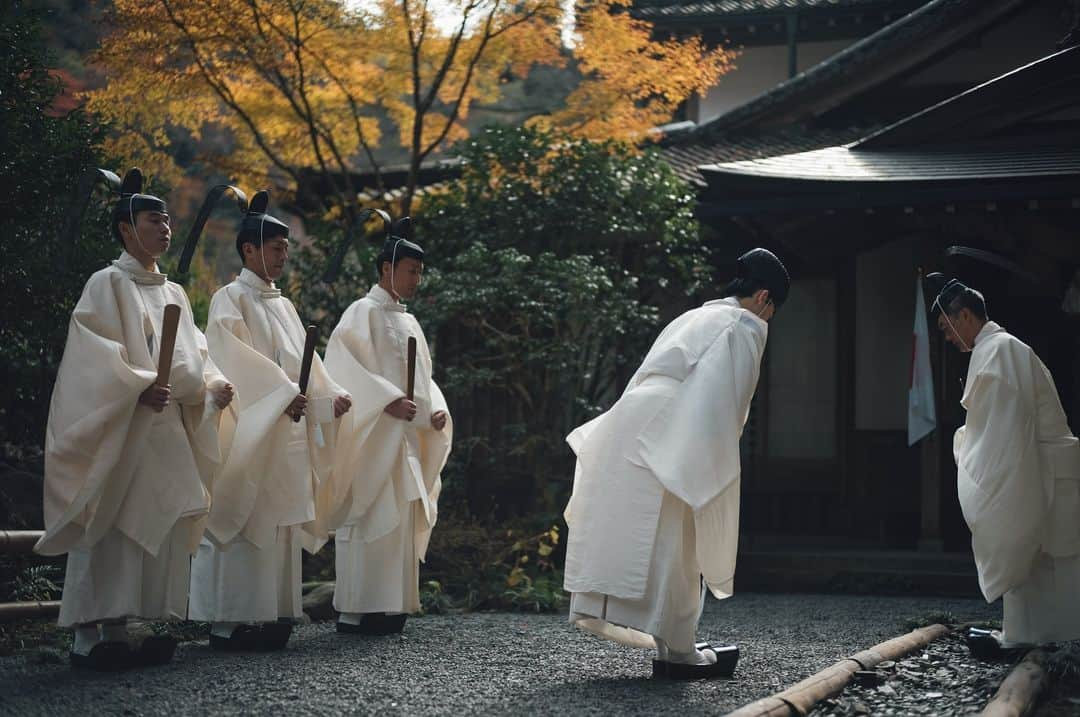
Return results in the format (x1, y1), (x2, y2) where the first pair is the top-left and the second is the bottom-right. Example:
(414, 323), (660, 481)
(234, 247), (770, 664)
(930, 276), (1080, 655)
(563, 248), (789, 679)
(189, 191), (351, 651)
(36, 169), (233, 670)
(322, 219), (452, 635)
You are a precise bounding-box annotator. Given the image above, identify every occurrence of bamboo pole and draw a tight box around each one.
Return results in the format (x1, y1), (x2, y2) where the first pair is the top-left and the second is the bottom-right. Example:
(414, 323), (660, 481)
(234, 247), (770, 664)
(978, 649), (1048, 717)
(725, 624), (949, 717)
(0, 530), (44, 554)
(0, 601), (60, 622)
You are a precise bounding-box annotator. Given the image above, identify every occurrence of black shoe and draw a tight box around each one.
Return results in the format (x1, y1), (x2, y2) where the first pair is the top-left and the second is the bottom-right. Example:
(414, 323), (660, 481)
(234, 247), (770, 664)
(70, 641), (132, 671)
(653, 641), (739, 680)
(259, 622), (293, 651)
(209, 624), (263, 652)
(133, 635), (177, 666)
(336, 613), (407, 636)
(966, 627), (1026, 662)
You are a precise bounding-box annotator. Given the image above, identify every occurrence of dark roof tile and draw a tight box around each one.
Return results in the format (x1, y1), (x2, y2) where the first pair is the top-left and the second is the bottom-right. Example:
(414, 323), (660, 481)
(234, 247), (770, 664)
(634, 0), (900, 19)
(658, 124), (876, 186)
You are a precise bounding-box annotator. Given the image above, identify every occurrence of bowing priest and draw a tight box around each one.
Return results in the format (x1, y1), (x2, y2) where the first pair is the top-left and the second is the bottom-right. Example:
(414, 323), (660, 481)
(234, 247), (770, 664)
(36, 169), (234, 670)
(322, 218), (452, 635)
(563, 248), (790, 679)
(929, 275), (1080, 657)
(189, 191), (352, 651)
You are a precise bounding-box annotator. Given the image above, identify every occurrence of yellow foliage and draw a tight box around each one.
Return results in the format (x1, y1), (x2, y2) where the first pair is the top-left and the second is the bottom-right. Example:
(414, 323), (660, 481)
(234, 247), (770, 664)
(542, 0), (736, 141)
(88, 0), (733, 210)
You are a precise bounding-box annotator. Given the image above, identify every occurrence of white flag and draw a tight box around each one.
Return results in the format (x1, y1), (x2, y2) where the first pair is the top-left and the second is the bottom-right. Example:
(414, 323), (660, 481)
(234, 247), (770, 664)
(908, 274), (937, 446)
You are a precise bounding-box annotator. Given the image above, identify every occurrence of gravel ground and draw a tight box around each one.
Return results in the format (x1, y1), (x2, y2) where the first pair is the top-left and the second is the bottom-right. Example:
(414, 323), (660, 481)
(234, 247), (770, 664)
(808, 632), (1012, 716)
(810, 635), (1080, 717)
(0, 593), (1001, 717)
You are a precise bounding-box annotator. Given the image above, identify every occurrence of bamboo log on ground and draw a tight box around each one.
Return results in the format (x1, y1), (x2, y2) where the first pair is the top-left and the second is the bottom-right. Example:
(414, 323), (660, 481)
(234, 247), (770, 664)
(978, 649), (1049, 717)
(725, 624), (950, 717)
(0, 601), (61, 622)
(0, 530), (45, 554)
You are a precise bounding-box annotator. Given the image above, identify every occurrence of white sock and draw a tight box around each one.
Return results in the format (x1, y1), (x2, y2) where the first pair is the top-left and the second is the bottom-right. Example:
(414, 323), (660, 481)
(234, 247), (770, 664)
(100, 621), (128, 643)
(666, 645), (718, 666)
(72, 625), (100, 656)
(211, 621), (241, 638)
(654, 637), (670, 661)
(338, 612), (364, 626)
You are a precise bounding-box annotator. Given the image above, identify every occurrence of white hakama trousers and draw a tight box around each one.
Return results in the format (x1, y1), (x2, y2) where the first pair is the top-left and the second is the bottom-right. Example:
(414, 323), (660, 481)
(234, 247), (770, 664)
(569, 490), (705, 654)
(1002, 552), (1080, 646)
(58, 518), (196, 627)
(189, 525), (303, 623)
(333, 500), (420, 615)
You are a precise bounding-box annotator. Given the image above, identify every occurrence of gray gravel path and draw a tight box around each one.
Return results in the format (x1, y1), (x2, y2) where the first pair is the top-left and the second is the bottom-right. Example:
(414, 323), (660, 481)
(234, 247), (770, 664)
(0, 593), (999, 716)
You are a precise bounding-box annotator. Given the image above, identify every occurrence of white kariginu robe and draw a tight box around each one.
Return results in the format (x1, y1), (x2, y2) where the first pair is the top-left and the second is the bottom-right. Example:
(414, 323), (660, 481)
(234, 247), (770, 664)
(954, 321), (1080, 645)
(322, 285), (452, 615)
(564, 297), (766, 653)
(37, 252), (225, 627)
(190, 269), (343, 623)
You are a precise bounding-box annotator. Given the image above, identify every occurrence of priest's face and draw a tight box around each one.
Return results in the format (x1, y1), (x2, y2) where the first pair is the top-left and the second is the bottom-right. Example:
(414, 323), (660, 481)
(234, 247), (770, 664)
(389, 257), (423, 299)
(937, 310), (977, 353)
(248, 238), (289, 281)
(121, 210), (171, 257)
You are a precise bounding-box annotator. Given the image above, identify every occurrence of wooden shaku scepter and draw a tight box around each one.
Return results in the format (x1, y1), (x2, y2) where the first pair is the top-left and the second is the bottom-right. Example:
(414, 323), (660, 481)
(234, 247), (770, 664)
(156, 304), (182, 388)
(406, 337), (417, 402)
(294, 325), (319, 423)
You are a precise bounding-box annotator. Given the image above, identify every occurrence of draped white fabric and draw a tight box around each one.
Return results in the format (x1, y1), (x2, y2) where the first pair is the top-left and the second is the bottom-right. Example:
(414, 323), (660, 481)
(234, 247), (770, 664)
(564, 297), (766, 649)
(37, 253), (226, 624)
(323, 285), (452, 613)
(190, 270), (343, 622)
(954, 321), (1080, 644)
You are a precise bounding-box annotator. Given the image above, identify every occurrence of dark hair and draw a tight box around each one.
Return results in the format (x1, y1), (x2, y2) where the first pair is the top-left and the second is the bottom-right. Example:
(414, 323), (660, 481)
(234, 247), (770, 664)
(237, 236), (261, 263)
(722, 277), (765, 299)
(112, 214), (128, 245)
(945, 287), (988, 321)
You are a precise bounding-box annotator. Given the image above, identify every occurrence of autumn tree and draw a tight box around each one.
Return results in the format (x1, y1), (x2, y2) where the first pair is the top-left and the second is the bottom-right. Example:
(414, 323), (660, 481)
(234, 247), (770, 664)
(89, 0), (733, 221)
(542, 0), (733, 140)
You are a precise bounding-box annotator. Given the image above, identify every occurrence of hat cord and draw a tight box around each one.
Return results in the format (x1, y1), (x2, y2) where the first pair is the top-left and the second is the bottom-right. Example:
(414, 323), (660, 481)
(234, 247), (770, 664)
(389, 237), (405, 301)
(128, 194), (153, 263)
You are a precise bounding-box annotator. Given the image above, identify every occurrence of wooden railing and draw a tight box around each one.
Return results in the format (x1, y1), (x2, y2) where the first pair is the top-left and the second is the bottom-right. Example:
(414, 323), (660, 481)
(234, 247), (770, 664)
(0, 530), (61, 621)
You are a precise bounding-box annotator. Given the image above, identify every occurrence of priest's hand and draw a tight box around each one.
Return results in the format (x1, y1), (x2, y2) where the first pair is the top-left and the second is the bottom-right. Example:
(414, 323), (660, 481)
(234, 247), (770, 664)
(333, 394), (352, 418)
(211, 383), (234, 410)
(431, 410), (448, 431)
(385, 397), (417, 421)
(285, 394), (307, 420)
(139, 384), (171, 413)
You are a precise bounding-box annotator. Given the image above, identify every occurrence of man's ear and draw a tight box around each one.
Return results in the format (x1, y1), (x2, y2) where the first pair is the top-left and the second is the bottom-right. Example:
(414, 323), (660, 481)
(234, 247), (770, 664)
(117, 221), (132, 248)
(757, 288), (770, 305)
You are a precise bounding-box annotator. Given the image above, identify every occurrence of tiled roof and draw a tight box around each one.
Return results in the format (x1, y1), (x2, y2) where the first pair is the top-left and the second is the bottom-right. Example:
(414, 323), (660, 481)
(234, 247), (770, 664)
(657, 0), (1026, 187)
(691, 0), (1023, 133)
(634, 0), (901, 19)
(658, 124), (877, 186)
(703, 144), (1080, 183)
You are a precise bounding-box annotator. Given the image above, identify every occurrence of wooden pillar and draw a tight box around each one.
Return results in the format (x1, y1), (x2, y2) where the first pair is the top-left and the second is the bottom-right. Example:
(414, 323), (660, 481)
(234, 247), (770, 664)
(918, 429), (943, 551)
(918, 325), (946, 552)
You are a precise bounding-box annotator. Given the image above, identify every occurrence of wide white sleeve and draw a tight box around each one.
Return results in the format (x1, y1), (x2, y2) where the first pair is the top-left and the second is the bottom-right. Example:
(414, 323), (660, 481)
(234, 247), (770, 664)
(318, 304), (408, 531)
(956, 372), (1046, 602)
(636, 324), (761, 511)
(37, 272), (157, 555)
(203, 288), (299, 544)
